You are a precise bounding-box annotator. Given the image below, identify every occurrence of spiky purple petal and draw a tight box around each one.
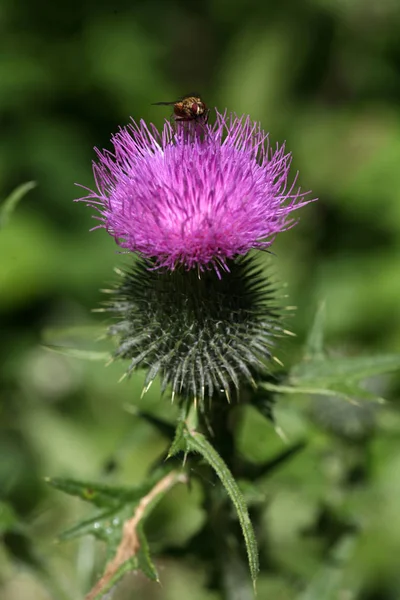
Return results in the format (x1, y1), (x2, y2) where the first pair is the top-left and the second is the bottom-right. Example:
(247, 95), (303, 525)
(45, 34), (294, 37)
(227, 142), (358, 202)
(77, 111), (313, 271)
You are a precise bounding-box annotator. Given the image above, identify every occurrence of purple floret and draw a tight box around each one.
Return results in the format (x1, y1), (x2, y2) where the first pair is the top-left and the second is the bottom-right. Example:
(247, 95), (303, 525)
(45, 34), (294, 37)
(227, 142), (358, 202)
(77, 111), (313, 273)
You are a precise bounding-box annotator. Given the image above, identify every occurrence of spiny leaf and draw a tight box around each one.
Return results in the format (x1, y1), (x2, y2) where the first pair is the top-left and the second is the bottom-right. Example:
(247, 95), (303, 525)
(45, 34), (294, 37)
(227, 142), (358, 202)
(137, 524), (159, 582)
(262, 381), (384, 403)
(0, 181), (36, 229)
(184, 428), (259, 589)
(291, 354), (400, 387)
(58, 507), (125, 547)
(326, 381), (385, 404)
(84, 471), (186, 600)
(42, 345), (111, 361)
(46, 476), (157, 508)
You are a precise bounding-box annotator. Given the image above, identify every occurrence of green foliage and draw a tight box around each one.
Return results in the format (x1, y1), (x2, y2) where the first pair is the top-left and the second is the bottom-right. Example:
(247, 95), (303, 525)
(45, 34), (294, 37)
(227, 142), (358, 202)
(47, 468), (186, 597)
(263, 305), (400, 403)
(136, 523), (159, 582)
(168, 418), (259, 589)
(182, 428), (259, 590)
(46, 475), (160, 508)
(58, 506), (126, 545)
(48, 294), (400, 599)
(2, 1), (400, 599)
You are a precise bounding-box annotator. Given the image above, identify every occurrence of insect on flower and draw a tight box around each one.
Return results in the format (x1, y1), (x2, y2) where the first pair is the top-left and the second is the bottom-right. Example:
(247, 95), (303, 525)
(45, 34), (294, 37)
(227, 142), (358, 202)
(153, 94), (209, 123)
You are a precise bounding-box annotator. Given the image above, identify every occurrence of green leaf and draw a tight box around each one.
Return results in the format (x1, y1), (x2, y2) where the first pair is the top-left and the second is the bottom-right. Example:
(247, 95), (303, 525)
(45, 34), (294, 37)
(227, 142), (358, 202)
(326, 381), (385, 403)
(262, 381), (338, 396)
(262, 353), (400, 404)
(46, 476), (156, 508)
(42, 345), (111, 361)
(304, 302), (326, 360)
(137, 524), (159, 582)
(291, 354), (400, 387)
(262, 380), (385, 404)
(184, 428), (259, 589)
(53, 470), (186, 599)
(58, 506), (125, 546)
(0, 181), (36, 229)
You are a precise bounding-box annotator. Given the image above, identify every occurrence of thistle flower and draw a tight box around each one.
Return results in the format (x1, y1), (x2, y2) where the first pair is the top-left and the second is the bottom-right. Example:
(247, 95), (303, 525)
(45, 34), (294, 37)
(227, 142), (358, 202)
(77, 111), (312, 273)
(78, 110), (315, 408)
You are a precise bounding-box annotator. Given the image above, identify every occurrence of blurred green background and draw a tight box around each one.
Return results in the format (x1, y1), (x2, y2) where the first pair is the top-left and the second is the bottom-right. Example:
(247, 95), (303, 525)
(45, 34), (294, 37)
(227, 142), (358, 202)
(1, 0), (400, 598)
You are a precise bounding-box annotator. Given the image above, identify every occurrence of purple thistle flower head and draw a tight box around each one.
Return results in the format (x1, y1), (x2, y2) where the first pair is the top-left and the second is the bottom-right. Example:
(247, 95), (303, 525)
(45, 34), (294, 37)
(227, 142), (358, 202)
(77, 111), (313, 273)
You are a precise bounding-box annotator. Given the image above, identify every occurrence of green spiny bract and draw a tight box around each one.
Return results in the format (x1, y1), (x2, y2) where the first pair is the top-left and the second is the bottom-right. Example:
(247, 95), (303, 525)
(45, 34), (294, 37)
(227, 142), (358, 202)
(106, 257), (285, 411)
